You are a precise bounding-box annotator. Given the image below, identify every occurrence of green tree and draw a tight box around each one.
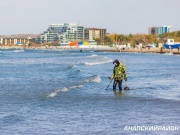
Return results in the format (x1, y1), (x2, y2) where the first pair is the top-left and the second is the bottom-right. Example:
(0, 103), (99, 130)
(95, 38), (103, 45)
(104, 35), (113, 45)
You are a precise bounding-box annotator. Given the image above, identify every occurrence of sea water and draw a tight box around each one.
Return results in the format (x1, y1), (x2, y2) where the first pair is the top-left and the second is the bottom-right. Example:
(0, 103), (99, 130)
(0, 49), (180, 135)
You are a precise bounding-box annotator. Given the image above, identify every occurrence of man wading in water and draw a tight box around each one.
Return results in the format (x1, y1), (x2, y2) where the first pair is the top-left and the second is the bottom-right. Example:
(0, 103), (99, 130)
(110, 59), (127, 92)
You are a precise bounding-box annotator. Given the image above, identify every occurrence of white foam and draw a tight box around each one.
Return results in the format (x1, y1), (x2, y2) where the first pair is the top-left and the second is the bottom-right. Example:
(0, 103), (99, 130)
(71, 65), (78, 68)
(85, 54), (113, 65)
(84, 75), (102, 83)
(47, 87), (69, 97)
(84, 59), (112, 65)
(69, 85), (83, 89)
(67, 64), (78, 70)
(14, 50), (24, 52)
(0, 58), (62, 64)
(86, 54), (98, 58)
(164, 52), (173, 55)
(47, 85), (83, 98)
(91, 75), (101, 82)
(47, 75), (100, 98)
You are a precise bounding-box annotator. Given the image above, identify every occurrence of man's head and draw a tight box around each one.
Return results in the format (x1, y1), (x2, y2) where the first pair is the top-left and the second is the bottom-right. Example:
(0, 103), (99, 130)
(113, 59), (120, 66)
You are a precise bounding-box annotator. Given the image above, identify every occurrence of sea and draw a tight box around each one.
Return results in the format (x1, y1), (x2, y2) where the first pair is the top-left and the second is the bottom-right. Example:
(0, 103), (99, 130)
(0, 49), (180, 135)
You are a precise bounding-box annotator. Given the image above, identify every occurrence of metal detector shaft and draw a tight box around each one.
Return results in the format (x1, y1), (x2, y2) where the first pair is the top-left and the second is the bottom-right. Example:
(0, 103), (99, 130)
(105, 79), (113, 90)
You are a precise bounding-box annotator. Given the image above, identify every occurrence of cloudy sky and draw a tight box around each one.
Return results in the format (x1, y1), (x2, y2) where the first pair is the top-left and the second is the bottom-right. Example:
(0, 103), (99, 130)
(0, 0), (179, 35)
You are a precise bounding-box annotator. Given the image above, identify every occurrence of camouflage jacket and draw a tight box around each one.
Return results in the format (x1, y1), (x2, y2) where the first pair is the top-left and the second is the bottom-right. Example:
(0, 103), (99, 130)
(111, 63), (127, 80)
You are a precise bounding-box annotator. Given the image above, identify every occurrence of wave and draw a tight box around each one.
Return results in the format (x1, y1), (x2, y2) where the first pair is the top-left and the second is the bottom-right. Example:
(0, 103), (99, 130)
(47, 75), (101, 98)
(66, 64), (78, 70)
(0, 112), (23, 124)
(157, 95), (180, 101)
(0, 49), (24, 53)
(164, 53), (174, 55)
(84, 59), (112, 65)
(0, 113), (15, 120)
(83, 75), (101, 83)
(70, 64), (78, 68)
(84, 54), (113, 65)
(86, 54), (98, 58)
(47, 85), (83, 98)
(0, 57), (66, 65)
(13, 50), (25, 52)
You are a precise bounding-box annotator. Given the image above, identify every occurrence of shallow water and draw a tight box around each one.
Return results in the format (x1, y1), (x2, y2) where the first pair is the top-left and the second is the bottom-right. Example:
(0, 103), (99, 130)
(0, 49), (180, 135)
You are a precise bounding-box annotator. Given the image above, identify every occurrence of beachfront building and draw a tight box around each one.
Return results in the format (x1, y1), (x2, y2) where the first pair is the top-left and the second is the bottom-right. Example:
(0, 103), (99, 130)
(0, 38), (3, 44)
(158, 25), (171, 36)
(36, 23), (84, 44)
(148, 27), (158, 35)
(0, 37), (29, 45)
(85, 28), (106, 40)
(148, 25), (171, 36)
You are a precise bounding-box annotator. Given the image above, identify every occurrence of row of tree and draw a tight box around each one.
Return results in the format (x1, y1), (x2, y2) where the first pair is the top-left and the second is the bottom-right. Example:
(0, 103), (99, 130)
(95, 31), (180, 46)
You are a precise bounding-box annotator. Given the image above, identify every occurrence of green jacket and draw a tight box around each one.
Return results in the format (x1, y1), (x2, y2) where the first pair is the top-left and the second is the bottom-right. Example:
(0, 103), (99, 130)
(111, 63), (127, 80)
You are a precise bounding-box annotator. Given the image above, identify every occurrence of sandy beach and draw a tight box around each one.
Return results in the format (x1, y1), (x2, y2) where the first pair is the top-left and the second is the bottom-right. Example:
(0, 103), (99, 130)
(0, 45), (180, 55)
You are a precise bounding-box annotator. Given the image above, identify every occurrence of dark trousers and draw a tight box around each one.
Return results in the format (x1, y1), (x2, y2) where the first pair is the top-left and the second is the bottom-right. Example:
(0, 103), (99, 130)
(113, 79), (122, 92)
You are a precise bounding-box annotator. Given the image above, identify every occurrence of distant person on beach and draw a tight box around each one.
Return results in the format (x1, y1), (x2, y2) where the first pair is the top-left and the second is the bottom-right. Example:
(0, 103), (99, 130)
(160, 47), (163, 53)
(169, 46), (172, 53)
(109, 59), (127, 92)
(169, 46), (172, 50)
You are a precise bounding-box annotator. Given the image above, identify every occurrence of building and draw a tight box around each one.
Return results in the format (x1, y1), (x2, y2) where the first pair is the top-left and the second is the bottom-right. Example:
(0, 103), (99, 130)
(148, 27), (158, 35)
(0, 38), (3, 44)
(36, 23), (84, 44)
(148, 25), (171, 36)
(85, 28), (106, 40)
(0, 37), (29, 45)
(158, 25), (171, 36)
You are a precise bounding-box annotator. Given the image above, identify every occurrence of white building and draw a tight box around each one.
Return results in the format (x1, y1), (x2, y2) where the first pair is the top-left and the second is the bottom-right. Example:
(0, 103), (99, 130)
(36, 23), (84, 43)
(148, 25), (171, 36)
(158, 25), (171, 36)
(0, 37), (29, 45)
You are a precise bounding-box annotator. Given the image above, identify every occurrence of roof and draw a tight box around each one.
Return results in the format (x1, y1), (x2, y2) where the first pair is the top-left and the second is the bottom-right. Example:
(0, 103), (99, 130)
(0, 34), (39, 38)
(85, 28), (106, 30)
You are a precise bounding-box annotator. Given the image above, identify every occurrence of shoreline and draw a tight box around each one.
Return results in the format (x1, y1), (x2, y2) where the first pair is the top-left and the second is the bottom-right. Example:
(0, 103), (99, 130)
(0, 45), (180, 55)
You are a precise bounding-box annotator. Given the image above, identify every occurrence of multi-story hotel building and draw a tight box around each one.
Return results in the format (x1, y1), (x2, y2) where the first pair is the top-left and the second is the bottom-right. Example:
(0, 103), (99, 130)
(0, 38), (3, 44)
(36, 23), (84, 43)
(158, 25), (171, 36)
(0, 37), (29, 45)
(148, 25), (171, 36)
(85, 28), (106, 40)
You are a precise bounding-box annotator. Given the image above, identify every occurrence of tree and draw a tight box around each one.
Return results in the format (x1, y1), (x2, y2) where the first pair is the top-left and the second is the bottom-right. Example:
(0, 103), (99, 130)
(177, 31), (180, 37)
(104, 35), (113, 45)
(95, 38), (103, 45)
(29, 41), (36, 46)
(51, 40), (59, 46)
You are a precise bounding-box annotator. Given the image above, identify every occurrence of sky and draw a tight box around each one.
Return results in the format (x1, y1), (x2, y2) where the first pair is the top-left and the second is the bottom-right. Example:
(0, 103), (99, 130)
(0, 0), (180, 35)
